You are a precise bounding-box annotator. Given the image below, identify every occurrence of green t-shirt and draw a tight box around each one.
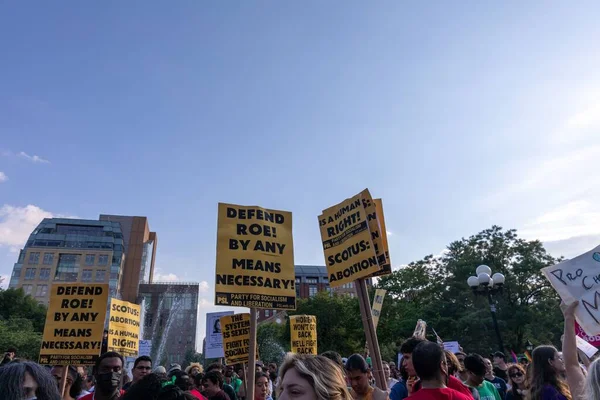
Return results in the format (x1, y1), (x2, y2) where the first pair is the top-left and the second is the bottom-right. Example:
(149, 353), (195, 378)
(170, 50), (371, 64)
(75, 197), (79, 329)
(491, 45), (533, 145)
(231, 377), (242, 393)
(470, 380), (502, 400)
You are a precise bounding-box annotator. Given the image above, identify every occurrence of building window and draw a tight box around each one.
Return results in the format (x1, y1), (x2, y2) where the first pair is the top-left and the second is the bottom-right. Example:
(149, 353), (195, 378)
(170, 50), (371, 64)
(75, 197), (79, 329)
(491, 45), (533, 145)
(85, 254), (96, 266)
(22, 284), (33, 295)
(35, 284), (48, 297)
(98, 255), (109, 265)
(309, 285), (318, 297)
(295, 278), (300, 284)
(306, 277), (318, 284)
(43, 253), (54, 265)
(28, 252), (40, 265)
(39, 268), (51, 280)
(82, 270), (93, 282)
(265, 310), (270, 317)
(24, 268), (36, 280)
(54, 254), (80, 282)
(145, 313), (153, 327)
(95, 270), (106, 282)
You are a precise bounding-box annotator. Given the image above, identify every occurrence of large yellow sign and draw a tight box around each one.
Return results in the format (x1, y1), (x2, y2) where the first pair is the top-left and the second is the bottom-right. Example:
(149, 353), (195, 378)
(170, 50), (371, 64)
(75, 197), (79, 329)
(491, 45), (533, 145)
(215, 203), (296, 309)
(39, 284), (109, 365)
(290, 315), (317, 354)
(318, 190), (380, 286)
(220, 313), (250, 365)
(108, 298), (141, 357)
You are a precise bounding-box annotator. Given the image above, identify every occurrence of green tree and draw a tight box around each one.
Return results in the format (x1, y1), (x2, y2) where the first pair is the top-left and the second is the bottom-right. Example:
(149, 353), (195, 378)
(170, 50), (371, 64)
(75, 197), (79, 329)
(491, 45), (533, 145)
(183, 348), (205, 369)
(257, 322), (287, 364)
(0, 318), (43, 361)
(0, 288), (47, 332)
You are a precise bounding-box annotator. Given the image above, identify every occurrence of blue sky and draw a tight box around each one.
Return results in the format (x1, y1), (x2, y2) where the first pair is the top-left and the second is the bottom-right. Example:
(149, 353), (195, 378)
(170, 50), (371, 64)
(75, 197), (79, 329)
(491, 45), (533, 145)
(1, 2), (600, 344)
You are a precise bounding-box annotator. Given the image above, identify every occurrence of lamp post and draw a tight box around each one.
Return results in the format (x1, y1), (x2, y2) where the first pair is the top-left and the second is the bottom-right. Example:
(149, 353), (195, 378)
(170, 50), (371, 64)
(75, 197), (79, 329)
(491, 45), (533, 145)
(467, 265), (506, 353)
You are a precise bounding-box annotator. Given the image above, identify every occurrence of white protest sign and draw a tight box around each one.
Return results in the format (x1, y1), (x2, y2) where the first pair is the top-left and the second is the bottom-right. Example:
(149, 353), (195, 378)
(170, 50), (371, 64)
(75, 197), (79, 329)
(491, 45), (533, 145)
(205, 311), (234, 359)
(443, 341), (460, 354)
(542, 245), (600, 335)
(139, 340), (152, 357)
(576, 336), (599, 358)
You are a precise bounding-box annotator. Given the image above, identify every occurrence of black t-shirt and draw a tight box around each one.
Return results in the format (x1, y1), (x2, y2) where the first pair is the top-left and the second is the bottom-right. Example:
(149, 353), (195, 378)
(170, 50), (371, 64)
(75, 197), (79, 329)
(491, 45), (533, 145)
(493, 367), (508, 383)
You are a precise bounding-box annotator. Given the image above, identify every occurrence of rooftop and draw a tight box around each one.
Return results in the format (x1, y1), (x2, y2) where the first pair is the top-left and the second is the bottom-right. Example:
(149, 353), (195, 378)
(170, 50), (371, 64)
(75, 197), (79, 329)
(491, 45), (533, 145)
(294, 265), (327, 276)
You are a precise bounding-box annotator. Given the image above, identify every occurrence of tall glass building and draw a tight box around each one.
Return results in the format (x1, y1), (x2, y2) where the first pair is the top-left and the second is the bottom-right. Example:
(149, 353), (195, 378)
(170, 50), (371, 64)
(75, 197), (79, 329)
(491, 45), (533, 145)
(9, 218), (126, 304)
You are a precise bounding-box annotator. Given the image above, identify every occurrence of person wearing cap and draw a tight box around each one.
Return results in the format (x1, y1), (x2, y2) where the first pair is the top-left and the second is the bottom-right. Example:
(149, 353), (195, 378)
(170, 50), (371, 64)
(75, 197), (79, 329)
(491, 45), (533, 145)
(168, 363), (182, 376)
(154, 366), (167, 379)
(491, 353), (508, 383)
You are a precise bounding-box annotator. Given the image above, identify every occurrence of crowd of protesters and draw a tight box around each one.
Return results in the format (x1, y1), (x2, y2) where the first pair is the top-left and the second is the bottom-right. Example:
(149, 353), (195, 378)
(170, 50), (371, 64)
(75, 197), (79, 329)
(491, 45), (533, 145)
(1, 300), (599, 400)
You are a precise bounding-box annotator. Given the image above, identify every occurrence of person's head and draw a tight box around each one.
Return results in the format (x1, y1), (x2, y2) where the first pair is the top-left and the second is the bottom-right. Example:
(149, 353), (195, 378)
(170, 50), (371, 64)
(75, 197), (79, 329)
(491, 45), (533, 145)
(464, 354), (486, 386)
(171, 369), (192, 391)
(268, 363), (278, 374)
(5, 346), (17, 359)
(185, 362), (203, 377)
(154, 366), (167, 379)
(412, 341), (448, 384)
(278, 353), (352, 400)
(507, 363), (527, 389)
(529, 346), (570, 400)
(320, 351), (344, 370)
(202, 371), (224, 397)
(399, 337), (425, 377)
(133, 356), (153, 383)
(51, 365), (83, 399)
(207, 363), (224, 374)
(93, 351), (124, 395)
(122, 372), (190, 400)
(0, 360), (61, 400)
(168, 364), (182, 377)
(455, 352), (466, 370)
(383, 362), (391, 379)
(444, 350), (461, 376)
(493, 352), (506, 366)
(585, 358), (600, 400)
(483, 358), (494, 376)
(84, 375), (94, 391)
(255, 371), (270, 400)
(345, 354), (370, 395)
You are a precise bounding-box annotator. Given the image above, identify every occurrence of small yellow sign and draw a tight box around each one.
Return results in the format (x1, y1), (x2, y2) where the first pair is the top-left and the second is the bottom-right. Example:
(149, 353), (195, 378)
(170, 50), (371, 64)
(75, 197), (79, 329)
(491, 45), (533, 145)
(371, 289), (387, 329)
(108, 298), (141, 357)
(220, 313), (251, 365)
(290, 315), (317, 355)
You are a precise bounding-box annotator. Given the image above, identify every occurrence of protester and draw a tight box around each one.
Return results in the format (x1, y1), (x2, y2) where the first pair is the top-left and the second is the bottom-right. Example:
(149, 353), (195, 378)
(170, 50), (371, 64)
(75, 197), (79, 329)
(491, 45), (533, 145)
(51, 365), (84, 400)
(560, 301), (585, 400)
(202, 370), (231, 400)
(125, 355), (153, 390)
(463, 355), (501, 400)
(483, 359), (507, 400)
(186, 363), (204, 378)
(345, 354), (388, 400)
(491, 354), (508, 384)
(268, 363), (279, 392)
(169, 364), (183, 376)
(225, 368), (243, 396)
(155, 366), (168, 379)
(444, 351), (461, 379)
(407, 341), (472, 400)
(189, 372), (209, 400)
(122, 372), (200, 400)
(277, 352), (352, 400)
(455, 353), (469, 383)
(207, 363), (238, 400)
(0, 360), (61, 400)
(255, 371), (271, 400)
(1, 346), (17, 366)
(505, 364), (528, 400)
(79, 351), (125, 400)
(384, 362), (399, 393)
(83, 375), (95, 393)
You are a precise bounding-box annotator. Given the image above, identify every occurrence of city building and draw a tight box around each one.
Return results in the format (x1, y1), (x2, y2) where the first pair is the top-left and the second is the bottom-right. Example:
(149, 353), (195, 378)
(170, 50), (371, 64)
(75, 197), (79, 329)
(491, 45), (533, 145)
(256, 265), (372, 322)
(99, 215), (157, 303)
(138, 282), (199, 365)
(9, 218), (126, 304)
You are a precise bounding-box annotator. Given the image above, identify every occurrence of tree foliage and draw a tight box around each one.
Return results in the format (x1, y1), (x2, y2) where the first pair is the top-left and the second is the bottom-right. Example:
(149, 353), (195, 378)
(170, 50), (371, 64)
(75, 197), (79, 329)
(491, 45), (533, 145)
(0, 288), (47, 332)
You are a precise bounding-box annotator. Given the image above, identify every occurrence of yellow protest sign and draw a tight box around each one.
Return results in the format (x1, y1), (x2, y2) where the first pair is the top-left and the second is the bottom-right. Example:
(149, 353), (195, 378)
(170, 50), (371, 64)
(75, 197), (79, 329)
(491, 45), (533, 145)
(39, 283), (109, 365)
(108, 298), (141, 357)
(290, 315), (317, 354)
(368, 198), (392, 278)
(318, 191), (379, 287)
(371, 289), (387, 329)
(215, 203), (296, 309)
(220, 313), (250, 365)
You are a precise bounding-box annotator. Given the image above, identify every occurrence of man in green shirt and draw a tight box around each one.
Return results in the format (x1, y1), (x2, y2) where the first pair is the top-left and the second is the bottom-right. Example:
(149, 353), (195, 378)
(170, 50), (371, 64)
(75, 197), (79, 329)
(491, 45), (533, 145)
(464, 354), (502, 400)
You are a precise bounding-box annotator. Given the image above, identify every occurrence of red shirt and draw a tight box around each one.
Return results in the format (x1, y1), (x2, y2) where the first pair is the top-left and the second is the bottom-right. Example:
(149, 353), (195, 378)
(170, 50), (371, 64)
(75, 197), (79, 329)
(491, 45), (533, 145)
(188, 389), (208, 400)
(413, 377), (474, 399)
(409, 388), (472, 400)
(79, 390), (125, 400)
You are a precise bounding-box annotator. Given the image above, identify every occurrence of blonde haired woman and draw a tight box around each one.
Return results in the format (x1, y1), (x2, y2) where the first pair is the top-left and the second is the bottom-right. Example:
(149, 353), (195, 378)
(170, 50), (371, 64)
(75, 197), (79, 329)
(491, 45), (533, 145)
(278, 353), (353, 400)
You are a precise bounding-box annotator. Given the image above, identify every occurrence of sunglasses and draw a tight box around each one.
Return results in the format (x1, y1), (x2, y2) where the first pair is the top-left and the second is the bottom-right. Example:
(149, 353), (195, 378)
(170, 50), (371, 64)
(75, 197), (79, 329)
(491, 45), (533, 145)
(509, 372), (524, 378)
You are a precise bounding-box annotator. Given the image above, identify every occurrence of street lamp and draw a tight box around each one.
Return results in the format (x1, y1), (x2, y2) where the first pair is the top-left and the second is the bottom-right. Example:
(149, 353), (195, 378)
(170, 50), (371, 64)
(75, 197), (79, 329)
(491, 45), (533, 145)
(526, 340), (534, 352)
(467, 265), (506, 353)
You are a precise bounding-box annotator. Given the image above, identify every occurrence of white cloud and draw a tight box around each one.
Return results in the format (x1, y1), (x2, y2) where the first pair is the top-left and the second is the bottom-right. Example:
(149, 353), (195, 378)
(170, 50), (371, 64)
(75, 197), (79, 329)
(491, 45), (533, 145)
(18, 151), (50, 164)
(0, 172), (7, 183)
(199, 280), (210, 293)
(386, 230), (393, 236)
(0, 275), (8, 289)
(0, 204), (70, 251)
(153, 272), (179, 282)
(567, 102), (600, 129)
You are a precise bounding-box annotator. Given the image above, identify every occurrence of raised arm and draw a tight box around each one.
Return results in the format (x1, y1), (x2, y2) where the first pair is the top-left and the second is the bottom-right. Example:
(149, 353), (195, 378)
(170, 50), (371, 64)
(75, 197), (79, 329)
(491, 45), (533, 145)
(561, 301), (585, 400)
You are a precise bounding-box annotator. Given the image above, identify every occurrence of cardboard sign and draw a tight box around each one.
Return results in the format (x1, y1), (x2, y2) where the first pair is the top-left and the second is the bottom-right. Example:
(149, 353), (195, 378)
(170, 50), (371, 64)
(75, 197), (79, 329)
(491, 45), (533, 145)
(542, 245), (600, 335)
(206, 311), (234, 359)
(413, 319), (427, 339)
(215, 203), (296, 309)
(368, 199), (392, 278)
(220, 313), (250, 365)
(318, 190), (380, 287)
(371, 289), (387, 329)
(443, 341), (461, 354)
(290, 315), (317, 354)
(108, 298), (141, 357)
(139, 340), (152, 357)
(576, 335), (599, 358)
(576, 321), (600, 347)
(39, 284), (109, 365)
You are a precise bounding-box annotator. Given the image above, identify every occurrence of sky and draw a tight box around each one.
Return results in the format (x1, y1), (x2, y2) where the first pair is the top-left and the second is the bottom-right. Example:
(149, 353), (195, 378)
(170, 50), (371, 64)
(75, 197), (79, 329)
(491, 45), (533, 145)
(1, 2), (600, 347)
